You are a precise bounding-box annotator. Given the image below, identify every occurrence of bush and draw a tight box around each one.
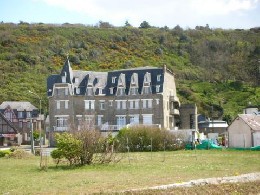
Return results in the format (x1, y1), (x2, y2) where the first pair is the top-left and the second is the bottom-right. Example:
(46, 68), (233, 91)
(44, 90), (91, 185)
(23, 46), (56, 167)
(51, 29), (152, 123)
(0, 150), (11, 157)
(51, 149), (65, 166)
(116, 126), (185, 152)
(8, 150), (31, 159)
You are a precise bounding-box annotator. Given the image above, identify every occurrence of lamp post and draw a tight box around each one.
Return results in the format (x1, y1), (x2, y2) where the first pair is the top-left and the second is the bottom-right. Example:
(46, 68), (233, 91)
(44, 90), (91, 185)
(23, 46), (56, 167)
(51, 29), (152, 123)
(28, 90), (42, 149)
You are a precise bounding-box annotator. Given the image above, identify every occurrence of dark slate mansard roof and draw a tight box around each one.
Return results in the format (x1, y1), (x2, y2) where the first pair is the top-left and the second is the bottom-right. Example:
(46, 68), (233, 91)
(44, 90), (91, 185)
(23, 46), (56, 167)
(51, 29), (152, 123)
(47, 59), (165, 97)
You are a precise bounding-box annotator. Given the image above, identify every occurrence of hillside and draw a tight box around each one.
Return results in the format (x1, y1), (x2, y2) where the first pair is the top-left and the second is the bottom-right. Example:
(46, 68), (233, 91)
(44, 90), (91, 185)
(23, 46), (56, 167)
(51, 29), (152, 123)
(0, 22), (259, 122)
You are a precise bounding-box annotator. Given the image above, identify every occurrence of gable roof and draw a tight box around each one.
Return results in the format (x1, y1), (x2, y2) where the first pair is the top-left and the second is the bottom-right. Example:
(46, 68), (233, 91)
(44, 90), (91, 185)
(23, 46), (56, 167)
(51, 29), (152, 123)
(0, 101), (37, 111)
(238, 114), (260, 131)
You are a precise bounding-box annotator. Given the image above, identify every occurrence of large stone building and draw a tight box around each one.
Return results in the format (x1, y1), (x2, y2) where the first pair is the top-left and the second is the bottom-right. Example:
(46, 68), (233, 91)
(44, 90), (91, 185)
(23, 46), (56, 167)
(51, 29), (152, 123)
(47, 59), (185, 146)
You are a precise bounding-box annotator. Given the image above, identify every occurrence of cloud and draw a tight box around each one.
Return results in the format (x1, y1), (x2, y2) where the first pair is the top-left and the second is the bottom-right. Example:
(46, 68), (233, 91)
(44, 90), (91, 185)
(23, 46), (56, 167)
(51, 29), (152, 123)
(34, 0), (260, 27)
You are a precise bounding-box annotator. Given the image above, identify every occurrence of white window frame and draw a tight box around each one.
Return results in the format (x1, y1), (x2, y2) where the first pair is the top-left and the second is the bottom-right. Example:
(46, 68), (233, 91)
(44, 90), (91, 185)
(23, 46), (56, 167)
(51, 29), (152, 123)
(65, 88), (68, 96)
(156, 85), (160, 93)
(110, 87), (114, 95)
(109, 100), (113, 106)
(157, 74), (161, 81)
(56, 100), (60, 109)
(116, 115), (126, 129)
(84, 100), (95, 110)
(75, 77), (79, 84)
(99, 100), (105, 110)
(112, 77), (116, 83)
(62, 76), (66, 83)
(142, 114), (153, 125)
(65, 100), (69, 109)
(97, 115), (103, 126)
(87, 87), (93, 96)
(129, 115), (139, 125)
(18, 111), (23, 118)
(76, 88), (80, 94)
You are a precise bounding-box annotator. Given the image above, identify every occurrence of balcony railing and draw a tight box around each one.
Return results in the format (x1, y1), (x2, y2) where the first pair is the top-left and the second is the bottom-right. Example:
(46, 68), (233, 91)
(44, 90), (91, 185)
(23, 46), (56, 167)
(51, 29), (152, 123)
(169, 96), (180, 106)
(53, 126), (68, 131)
(170, 109), (180, 115)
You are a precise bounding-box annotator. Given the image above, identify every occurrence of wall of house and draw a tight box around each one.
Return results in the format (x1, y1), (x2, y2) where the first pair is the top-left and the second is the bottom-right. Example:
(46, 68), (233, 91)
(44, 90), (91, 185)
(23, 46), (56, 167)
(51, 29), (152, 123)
(228, 118), (252, 148)
(162, 70), (178, 130)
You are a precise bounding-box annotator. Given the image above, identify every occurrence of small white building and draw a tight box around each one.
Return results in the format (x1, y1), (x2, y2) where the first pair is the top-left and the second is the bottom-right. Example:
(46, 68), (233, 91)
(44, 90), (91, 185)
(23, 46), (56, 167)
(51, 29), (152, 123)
(228, 114), (260, 148)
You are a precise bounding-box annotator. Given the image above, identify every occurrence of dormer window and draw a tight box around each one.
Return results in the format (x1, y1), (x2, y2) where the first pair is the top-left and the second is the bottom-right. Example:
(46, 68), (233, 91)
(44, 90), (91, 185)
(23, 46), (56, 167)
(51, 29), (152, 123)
(157, 74), (161, 82)
(143, 86), (151, 94)
(86, 87), (93, 96)
(75, 77), (79, 84)
(62, 76), (66, 83)
(99, 88), (103, 95)
(156, 85), (160, 93)
(112, 77), (116, 84)
(76, 88), (80, 94)
(117, 87), (125, 96)
(110, 87), (114, 95)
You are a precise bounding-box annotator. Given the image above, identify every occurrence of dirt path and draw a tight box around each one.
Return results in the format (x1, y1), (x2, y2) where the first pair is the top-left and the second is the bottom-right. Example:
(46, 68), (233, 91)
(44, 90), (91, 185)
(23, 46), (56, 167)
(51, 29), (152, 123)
(129, 172), (260, 192)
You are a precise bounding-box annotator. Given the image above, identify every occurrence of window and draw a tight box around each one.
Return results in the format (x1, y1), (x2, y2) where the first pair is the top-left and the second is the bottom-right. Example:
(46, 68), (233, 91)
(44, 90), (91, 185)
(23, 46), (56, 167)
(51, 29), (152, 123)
(112, 77), (116, 83)
(85, 115), (94, 125)
(130, 115), (139, 125)
(135, 100), (139, 109)
(110, 87), (114, 95)
(117, 87), (125, 96)
(143, 114), (153, 125)
(75, 77), (79, 84)
(65, 88), (68, 96)
(26, 112), (31, 118)
(117, 116), (126, 129)
(97, 115), (103, 126)
(56, 117), (68, 130)
(130, 87), (138, 95)
(57, 101), (60, 109)
(109, 100), (113, 106)
(19, 121), (23, 128)
(18, 111), (23, 118)
(143, 86), (151, 94)
(62, 76), (66, 83)
(4, 111), (14, 122)
(65, 101), (69, 109)
(76, 88), (80, 94)
(85, 100), (95, 110)
(87, 87), (93, 96)
(157, 74), (161, 81)
(98, 88), (103, 95)
(116, 100), (126, 109)
(77, 116), (82, 130)
(156, 85), (160, 93)
(99, 101), (105, 110)
(142, 99), (152, 109)
(156, 99), (160, 105)
(129, 100), (140, 109)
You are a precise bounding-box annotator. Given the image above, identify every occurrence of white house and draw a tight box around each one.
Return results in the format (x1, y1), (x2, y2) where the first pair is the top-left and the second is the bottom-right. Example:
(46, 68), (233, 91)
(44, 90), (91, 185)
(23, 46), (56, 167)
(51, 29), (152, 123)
(228, 114), (260, 148)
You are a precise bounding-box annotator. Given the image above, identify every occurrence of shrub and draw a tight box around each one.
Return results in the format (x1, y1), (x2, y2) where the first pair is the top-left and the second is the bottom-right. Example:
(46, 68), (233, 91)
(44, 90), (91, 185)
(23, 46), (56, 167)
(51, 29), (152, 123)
(116, 126), (185, 152)
(8, 150), (31, 159)
(0, 150), (11, 157)
(51, 149), (64, 166)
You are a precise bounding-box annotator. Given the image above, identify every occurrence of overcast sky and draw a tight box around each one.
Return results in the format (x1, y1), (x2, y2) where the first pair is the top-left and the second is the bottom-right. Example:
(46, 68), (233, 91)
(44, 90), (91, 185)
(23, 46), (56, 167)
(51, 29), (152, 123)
(1, 0), (259, 29)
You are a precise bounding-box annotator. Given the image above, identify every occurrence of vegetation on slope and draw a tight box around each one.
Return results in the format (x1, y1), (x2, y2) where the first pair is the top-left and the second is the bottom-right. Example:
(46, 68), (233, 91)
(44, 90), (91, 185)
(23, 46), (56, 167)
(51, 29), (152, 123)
(0, 22), (259, 120)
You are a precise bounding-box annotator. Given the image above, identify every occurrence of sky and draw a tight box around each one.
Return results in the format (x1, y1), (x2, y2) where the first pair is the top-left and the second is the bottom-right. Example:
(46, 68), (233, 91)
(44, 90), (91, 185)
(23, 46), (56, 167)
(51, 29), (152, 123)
(0, 0), (259, 29)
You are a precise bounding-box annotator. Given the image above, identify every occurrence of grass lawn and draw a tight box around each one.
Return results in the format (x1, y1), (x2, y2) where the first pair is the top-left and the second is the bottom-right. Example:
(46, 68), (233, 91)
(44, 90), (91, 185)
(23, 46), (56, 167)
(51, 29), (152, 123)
(0, 150), (259, 194)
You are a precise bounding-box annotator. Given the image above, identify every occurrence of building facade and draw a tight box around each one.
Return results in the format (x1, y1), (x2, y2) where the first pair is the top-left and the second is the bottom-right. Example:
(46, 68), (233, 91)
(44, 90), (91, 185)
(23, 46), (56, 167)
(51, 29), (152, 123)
(228, 114), (260, 148)
(47, 59), (181, 146)
(0, 101), (42, 145)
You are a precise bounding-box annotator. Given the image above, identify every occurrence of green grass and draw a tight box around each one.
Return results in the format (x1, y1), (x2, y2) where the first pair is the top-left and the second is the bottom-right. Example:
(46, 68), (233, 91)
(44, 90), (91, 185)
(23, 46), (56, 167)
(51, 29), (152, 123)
(0, 150), (259, 194)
